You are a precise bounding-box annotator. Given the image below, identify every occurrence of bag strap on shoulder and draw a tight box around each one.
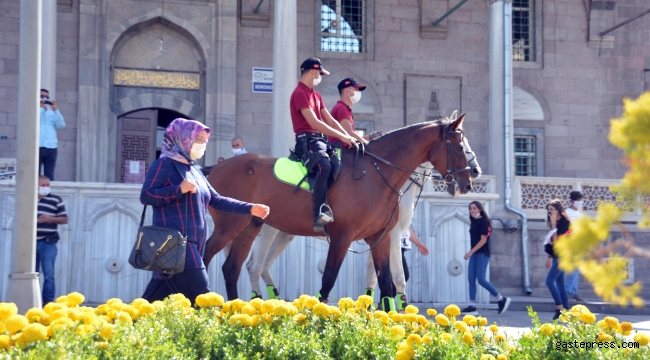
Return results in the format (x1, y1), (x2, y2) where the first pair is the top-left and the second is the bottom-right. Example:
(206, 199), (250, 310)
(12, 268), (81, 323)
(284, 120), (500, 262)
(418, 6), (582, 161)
(140, 160), (188, 228)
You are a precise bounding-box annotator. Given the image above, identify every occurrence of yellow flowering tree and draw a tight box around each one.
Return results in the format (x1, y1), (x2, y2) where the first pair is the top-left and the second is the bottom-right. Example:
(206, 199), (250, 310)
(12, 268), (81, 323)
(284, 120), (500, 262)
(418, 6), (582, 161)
(555, 92), (650, 306)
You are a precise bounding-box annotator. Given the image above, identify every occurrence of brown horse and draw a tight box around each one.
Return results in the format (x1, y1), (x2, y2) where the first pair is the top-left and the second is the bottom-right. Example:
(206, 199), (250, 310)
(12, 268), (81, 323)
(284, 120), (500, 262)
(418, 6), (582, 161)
(203, 116), (472, 309)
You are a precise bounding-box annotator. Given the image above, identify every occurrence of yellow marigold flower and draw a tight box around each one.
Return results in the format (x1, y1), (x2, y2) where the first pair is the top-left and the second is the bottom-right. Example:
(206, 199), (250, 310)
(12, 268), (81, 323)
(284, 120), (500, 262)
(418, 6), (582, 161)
(97, 341), (109, 349)
(25, 308), (47, 324)
(391, 325), (406, 339)
(20, 323), (48, 344)
(79, 312), (96, 325)
(374, 311), (390, 325)
(539, 323), (554, 336)
(208, 293), (224, 307)
(406, 333), (422, 346)
(195, 294), (212, 308)
(0, 335), (11, 350)
(426, 308), (437, 316)
(416, 315), (428, 326)
(463, 315), (477, 326)
(273, 304), (290, 316)
(387, 310), (397, 317)
(579, 312), (596, 324)
(312, 303), (330, 317)
(122, 305), (139, 321)
(395, 349), (414, 360)
(391, 313), (404, 322)
(570, 304), (589, 314)
(404, 314), (417, 323)
(596, 331), (612, 342)
(261, 301), (276, 314)
(357, 295), (373, 306)
(250, 298), (263, 310)
(404, 305), (419, 314)
(222, 301), (232, 314)
(109, 302), (125, 312)
(478, 317), (488, 326)
(292, 299), (303, 310)
(231, 299), (245, 312)
(99, 324), (114, 340)
(169, 293), (186, 302)
(495, 334), (506, 342)
(43, 302), (66, 315)
(338, 297), (355, 311)
(455, 321), (469, 333)
(106, 298), (123, 306)
(139, 303), (156, 317)
(293, 313), (307, 324)
(130, 298), (148, 308)
(604, 316), (619, 329)
(496, 355), (507, 360)
(241, 305), (257, 317)
(49, 309), (68, 322)
(152, 301), (165, 310)
(621, 322), (633, 336)
(0, 303), (18, 321)
(250, 314), (261, 327)
(5, 314), (28, 335)
(463, 331), (474, 345)
(489, 324), (499, 333)
(634, 333), (649, 346)
(56, 295), (68, 304)
(329, 306), (342, 318)
(444, 304), (461, 317)
(435, 314), (450, 326)
(304, 297), (319, 309)
(440, 332), (452, 342)
(481, 355), (495, 360)
(422, 334), (433, 345)
(230, 314), (252, 326)
(116, 312), (132, 326)
(262, 314), (274, 323)
(67, 292), (85, 307)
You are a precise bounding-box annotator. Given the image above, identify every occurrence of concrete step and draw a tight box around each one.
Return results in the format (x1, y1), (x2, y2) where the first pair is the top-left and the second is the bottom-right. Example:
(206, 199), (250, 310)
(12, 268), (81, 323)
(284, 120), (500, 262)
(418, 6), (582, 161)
(505, 295), (650, 315)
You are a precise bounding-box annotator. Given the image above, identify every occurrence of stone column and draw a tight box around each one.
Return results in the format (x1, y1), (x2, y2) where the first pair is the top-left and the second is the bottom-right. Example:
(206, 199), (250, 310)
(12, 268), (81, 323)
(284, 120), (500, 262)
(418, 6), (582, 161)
(6, 0), (43, 313)
(270, 0), (297, 158)
(488, 0), (506, 213)
(40, 0), (57, 98)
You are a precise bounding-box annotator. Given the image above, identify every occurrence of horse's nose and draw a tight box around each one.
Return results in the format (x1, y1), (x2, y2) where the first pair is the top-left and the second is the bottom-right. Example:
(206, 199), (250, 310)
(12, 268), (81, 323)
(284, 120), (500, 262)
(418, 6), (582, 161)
(472, 168), (480, 175)
(465, 183), (472, 191)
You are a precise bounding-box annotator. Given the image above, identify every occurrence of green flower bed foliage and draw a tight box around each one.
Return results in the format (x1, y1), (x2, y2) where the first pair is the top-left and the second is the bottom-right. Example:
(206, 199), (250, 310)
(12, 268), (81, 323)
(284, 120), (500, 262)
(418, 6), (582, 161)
(1, 293), (649, 359)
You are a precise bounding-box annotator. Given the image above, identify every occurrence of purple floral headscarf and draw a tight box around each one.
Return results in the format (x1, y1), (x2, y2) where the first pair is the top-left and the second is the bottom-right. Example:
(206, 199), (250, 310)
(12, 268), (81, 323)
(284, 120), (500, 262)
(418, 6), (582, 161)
(160, 118), (210, 164)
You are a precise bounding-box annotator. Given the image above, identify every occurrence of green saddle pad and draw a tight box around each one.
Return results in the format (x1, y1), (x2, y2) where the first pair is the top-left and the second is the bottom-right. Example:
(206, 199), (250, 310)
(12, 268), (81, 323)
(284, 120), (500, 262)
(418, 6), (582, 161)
(274, 158), (311, 192)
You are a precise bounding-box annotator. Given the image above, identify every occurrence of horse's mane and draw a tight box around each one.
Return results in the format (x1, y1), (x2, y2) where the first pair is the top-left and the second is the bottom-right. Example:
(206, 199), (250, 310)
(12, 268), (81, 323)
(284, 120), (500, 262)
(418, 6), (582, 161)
(369, 116), (455, 143)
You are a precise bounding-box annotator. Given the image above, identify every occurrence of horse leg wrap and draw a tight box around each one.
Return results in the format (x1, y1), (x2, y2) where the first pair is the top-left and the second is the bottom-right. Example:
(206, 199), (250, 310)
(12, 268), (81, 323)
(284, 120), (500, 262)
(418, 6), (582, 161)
(251, 291), (263, 300)
(317, 292), (329, 304)
(396, 293), (408, 311)
(266, 285), (280, 300)
(364, 288), (375, 298)
(381, 296), (396, 312)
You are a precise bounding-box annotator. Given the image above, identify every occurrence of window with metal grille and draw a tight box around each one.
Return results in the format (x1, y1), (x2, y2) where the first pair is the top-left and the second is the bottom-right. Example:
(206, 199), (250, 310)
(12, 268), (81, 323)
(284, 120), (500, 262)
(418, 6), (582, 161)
(512, 0), (533, 61)
(514, 135), (536, 176)
(321, 1), (365, 53)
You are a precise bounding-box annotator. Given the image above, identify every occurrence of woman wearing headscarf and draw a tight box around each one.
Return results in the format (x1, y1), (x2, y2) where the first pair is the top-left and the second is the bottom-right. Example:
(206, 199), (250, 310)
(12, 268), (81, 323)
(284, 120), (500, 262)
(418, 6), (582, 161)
(140, 118), (270, 304)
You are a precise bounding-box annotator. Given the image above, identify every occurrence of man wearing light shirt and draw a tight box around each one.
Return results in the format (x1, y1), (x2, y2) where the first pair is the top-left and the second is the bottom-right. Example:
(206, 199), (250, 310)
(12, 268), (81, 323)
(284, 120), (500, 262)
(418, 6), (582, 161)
(231, 137), (248, 156)
(565, 191), (584, 302)
(39, 88), (65, 181)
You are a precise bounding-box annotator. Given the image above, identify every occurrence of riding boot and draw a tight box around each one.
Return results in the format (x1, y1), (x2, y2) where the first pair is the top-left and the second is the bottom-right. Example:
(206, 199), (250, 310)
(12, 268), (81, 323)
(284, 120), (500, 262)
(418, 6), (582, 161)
(312, 160), (333, 232)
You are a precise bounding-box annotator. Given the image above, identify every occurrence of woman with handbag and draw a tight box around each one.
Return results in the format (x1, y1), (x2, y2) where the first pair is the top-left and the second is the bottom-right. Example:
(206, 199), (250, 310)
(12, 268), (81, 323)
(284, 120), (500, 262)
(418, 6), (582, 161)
(139, 118), (270, 304)
(544, 199), (571, 320)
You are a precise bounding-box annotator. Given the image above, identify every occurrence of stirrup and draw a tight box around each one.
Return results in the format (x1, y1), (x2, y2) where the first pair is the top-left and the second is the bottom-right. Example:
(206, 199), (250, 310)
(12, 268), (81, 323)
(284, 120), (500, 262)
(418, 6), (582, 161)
(317, 203), (334, 223)
(266, 285), (280, 300)
(396, 293), (408, 311)
(364, 288), (375, 298)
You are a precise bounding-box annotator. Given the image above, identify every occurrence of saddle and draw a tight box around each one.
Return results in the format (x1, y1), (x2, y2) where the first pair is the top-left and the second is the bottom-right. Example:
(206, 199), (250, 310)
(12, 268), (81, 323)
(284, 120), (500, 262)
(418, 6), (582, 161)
(273, 157), (316, 192)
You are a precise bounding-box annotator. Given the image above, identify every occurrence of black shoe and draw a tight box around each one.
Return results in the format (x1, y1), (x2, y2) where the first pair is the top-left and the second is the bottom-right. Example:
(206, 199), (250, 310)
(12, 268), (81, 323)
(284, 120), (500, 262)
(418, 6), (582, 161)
(461, 305), (478, 315)
(497, 297), (511, 314)
(313, 211), (333, 233)
(552, 309), (562, 320)
(573, 294), (585, 302)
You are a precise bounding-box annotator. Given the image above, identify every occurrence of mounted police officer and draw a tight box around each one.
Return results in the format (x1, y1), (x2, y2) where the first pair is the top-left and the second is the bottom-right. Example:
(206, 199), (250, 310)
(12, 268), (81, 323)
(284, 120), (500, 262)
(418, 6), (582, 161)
(290, 58), (356, 233)
(328, 78), (369, 155)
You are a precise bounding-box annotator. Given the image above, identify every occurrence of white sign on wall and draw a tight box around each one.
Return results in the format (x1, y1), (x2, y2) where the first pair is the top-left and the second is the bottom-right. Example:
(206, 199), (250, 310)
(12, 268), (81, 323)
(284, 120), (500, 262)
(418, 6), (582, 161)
(252, 67), (273, 93)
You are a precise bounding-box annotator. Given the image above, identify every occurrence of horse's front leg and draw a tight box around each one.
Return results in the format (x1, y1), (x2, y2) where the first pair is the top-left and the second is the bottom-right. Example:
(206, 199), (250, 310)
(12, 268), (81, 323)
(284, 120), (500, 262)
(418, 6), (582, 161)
(222, 221), (264, 300)
(246, 225), (280, 299)
(367, 229), (396, 312)
(260, 230), (295, 300)
(318, 234), (354, 303)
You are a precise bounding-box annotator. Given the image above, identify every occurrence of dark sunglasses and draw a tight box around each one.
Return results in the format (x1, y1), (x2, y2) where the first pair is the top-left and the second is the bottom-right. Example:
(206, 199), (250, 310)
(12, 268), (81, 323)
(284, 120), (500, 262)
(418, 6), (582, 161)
(40, 95), (50, 99)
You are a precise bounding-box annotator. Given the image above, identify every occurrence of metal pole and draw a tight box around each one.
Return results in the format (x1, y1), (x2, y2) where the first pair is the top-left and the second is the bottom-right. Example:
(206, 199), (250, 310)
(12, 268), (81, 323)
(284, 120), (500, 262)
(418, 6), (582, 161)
(6, 0), (43, 312)
(270, 0), (297, 158)
(487, 0), (505, 211)
(40, 0), (57, 98)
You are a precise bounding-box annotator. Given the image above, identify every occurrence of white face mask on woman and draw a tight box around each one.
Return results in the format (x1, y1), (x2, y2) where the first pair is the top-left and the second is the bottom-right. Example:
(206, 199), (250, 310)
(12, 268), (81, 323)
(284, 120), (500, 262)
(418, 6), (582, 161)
(350, 90), (361, 104)
(190, 143), (206, 160)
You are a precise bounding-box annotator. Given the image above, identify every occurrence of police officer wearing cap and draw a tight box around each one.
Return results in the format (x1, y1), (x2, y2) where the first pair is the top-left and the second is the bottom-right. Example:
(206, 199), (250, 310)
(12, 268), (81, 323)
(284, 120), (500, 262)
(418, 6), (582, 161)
(328, 78), (369, 154)
(290, 58), (356, 233)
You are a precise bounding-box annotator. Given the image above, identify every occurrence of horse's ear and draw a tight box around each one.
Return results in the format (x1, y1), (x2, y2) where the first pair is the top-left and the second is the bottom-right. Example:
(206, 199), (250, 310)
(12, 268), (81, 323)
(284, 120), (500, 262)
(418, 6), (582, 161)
(450, 110), (458, 121)
(451, 113), (465, 131)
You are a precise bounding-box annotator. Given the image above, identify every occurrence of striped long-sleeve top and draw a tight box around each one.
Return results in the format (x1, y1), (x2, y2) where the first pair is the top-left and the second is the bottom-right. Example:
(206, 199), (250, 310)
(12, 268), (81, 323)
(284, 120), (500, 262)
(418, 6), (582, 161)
(140, 157), (253, 271)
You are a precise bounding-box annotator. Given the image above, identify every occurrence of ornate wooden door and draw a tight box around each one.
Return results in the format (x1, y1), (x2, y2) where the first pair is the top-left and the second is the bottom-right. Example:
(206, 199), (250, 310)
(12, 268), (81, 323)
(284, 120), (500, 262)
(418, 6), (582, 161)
(116, 109), (157, 183)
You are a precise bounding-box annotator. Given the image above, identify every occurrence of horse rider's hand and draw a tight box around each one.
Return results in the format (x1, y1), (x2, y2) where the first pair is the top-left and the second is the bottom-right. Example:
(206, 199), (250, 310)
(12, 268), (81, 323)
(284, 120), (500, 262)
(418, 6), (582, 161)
(251, 204), (270, 219)
(340, 135), (355, 147)
(180, 179), (197, 194)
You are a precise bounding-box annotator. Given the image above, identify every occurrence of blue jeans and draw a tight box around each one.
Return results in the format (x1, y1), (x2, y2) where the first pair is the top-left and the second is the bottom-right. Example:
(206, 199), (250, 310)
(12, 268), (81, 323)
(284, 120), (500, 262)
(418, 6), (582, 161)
(467, 252), (499, 300)
(565, 269), (580, 296)
(546, 257), (569, 308)
(35, 240), (57, 305)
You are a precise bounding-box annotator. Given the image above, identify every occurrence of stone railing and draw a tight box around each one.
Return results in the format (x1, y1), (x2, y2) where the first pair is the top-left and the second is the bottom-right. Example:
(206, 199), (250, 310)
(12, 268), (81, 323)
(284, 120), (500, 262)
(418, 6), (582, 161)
(0, 159), (16, 180)
(513, 176), (640, 221)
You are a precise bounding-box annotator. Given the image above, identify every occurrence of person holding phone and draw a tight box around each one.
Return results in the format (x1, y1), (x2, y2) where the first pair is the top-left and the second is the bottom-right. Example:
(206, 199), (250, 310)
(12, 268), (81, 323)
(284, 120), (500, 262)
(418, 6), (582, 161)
(544, 199), (571, 320)
(39, 88), (65, 181)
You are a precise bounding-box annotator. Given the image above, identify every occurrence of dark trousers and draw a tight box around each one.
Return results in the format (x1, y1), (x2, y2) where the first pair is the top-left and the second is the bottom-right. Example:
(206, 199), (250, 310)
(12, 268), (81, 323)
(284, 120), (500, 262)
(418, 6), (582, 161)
(304, 138), (332, 219)
(39, 147), (58, 181)
(141, 267), (210, 305)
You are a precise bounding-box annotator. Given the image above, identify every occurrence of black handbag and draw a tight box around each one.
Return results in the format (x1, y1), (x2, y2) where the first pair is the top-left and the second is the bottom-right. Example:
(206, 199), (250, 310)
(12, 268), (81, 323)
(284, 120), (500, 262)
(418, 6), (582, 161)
(128, 161), (188, 275)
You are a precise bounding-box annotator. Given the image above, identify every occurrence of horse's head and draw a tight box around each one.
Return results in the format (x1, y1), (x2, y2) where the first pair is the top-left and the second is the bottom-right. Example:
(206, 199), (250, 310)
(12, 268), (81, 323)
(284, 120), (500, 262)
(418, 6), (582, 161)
(446, 110), (481, 179)
(428, 114), (472, 195)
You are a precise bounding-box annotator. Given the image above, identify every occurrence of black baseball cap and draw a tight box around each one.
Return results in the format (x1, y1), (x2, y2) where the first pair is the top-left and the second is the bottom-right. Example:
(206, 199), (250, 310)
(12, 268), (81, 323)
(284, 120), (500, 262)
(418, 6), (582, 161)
(337, 77), (366, 93)
(300, 57), (330, 75)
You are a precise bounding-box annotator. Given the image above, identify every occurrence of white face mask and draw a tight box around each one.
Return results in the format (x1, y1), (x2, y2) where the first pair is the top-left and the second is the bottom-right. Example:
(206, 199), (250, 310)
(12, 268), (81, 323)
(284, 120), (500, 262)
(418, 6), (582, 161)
(232, 148), (243, 155)
(190, 143), (206, 160)
(350, 90), (361, 104)
(38, 187), (50, 197)
(471, 212), (481, 219)
(573, 201), (582, 210)
(313, 73), (322, 87)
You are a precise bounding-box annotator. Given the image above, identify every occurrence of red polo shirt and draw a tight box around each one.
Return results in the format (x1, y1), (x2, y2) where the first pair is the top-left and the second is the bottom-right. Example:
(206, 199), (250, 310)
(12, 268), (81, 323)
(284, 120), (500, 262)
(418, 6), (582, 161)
(328, 100), (355, 144)
(290, 82), (326, 134)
